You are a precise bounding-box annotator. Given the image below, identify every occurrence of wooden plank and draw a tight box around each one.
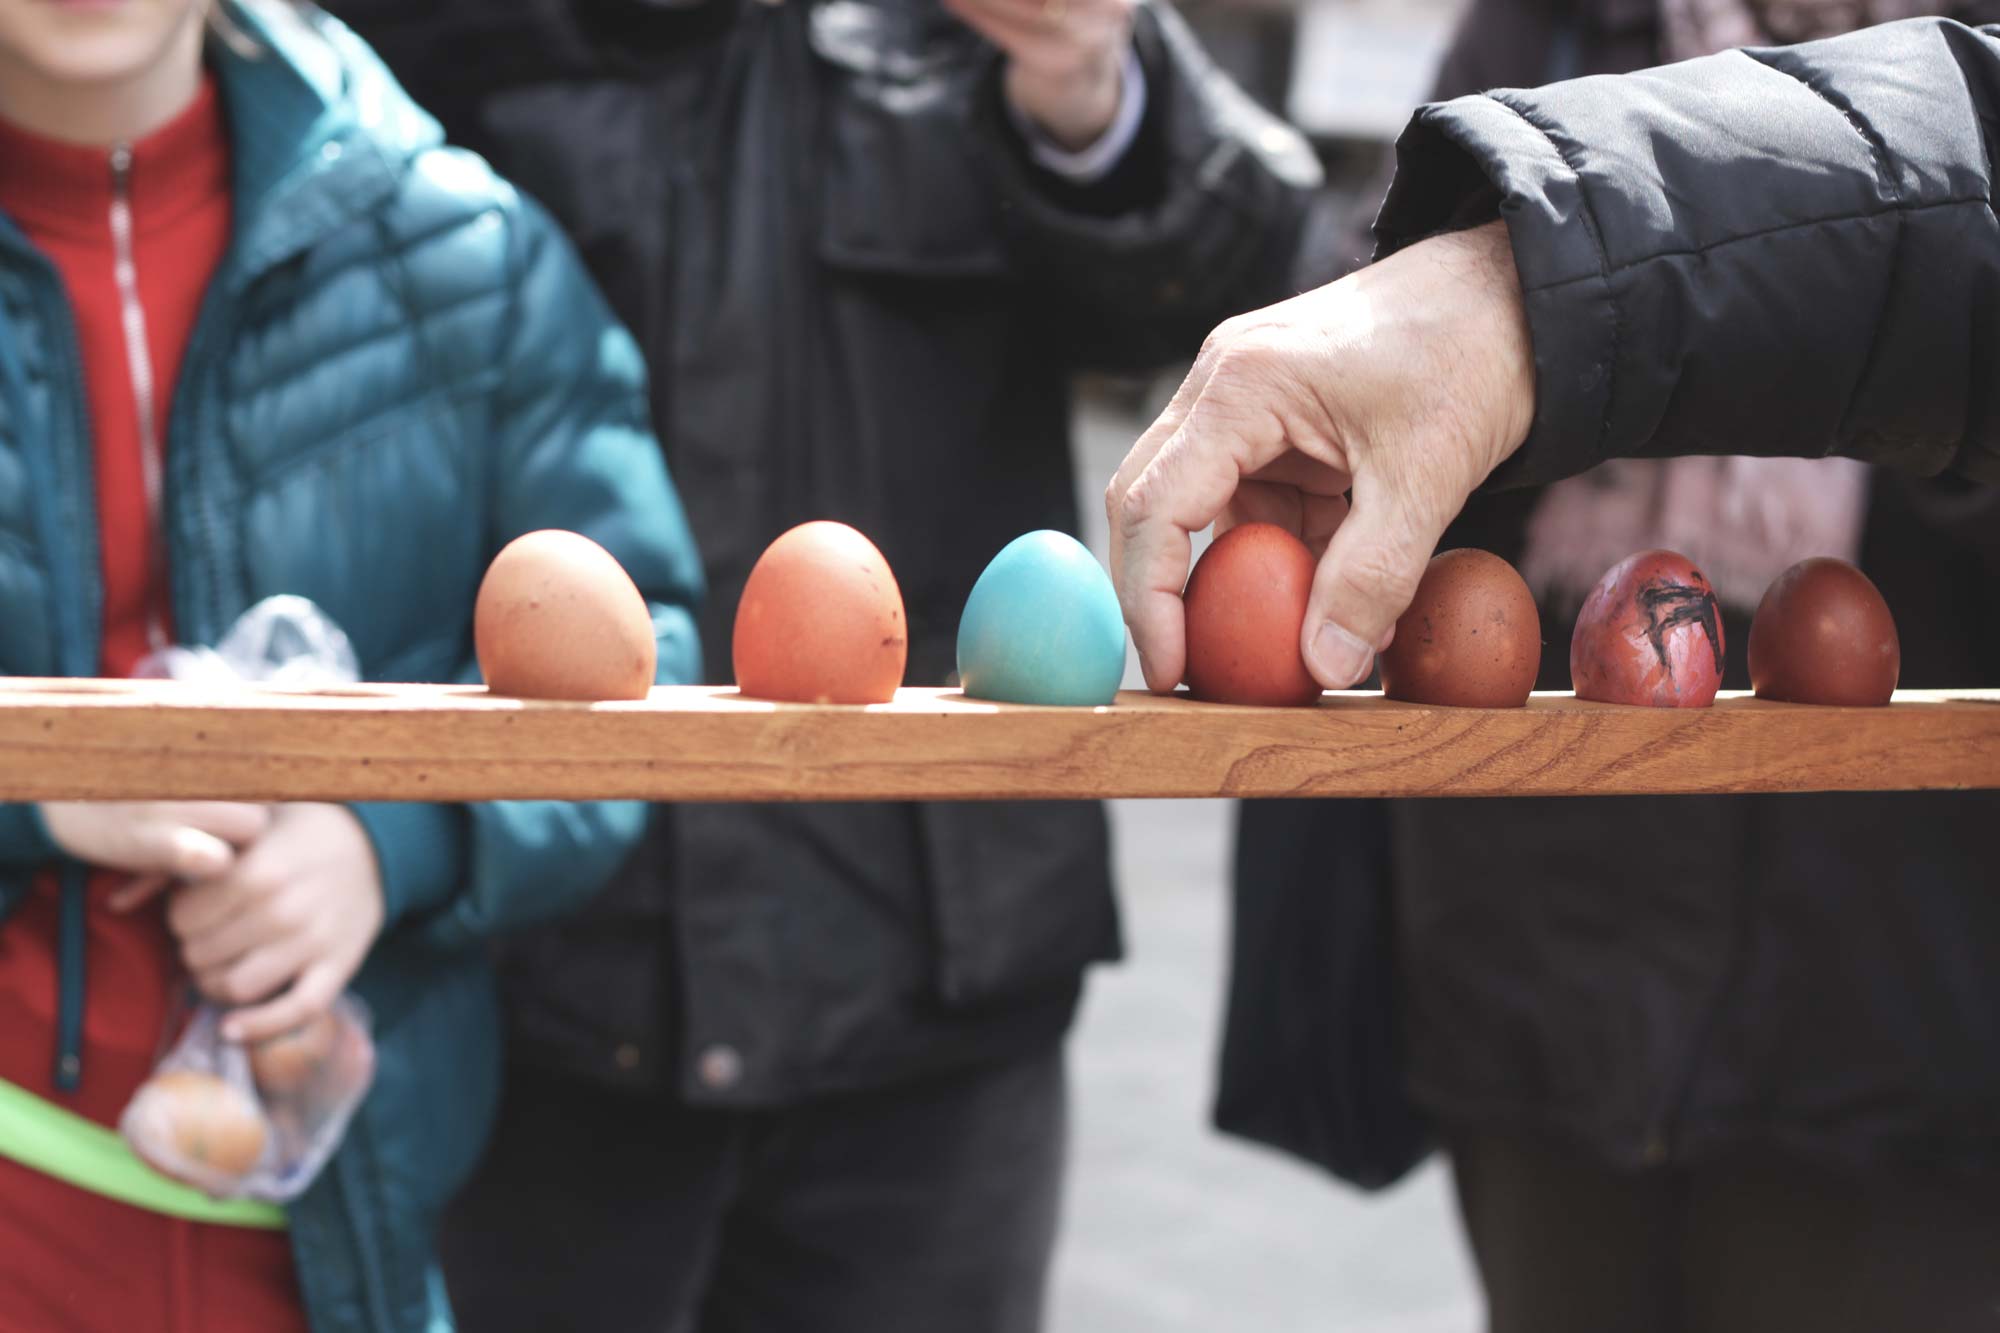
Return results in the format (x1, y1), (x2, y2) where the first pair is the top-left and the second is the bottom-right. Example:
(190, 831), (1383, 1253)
(0, 679), (1994, 802)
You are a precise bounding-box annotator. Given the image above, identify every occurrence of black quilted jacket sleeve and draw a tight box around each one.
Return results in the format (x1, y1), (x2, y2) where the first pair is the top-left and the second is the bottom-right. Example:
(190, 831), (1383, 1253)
(1374, 18), (2000, 490)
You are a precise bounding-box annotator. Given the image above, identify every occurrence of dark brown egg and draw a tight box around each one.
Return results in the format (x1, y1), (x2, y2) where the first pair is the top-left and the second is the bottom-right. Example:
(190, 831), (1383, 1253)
(1571, 550), (1725, 708)
(1380, 549), (1541, 708)
(1749, 557), (1899, 706)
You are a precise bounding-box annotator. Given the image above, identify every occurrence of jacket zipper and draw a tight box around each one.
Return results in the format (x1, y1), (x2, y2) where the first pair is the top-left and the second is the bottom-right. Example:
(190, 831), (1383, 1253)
(107, 143), (170, 654)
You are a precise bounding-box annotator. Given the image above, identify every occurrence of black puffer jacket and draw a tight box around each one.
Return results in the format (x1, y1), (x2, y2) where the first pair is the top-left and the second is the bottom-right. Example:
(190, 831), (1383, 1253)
(1387, 12), (2000, 1182)
(1227, 13), (2000, 1188)
(339, 0), (1320, 1106)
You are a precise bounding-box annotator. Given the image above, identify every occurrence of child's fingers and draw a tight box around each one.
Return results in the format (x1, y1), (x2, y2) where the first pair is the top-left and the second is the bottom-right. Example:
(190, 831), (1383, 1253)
(157, 802), (273, 848)
(106, 873), (173, 914)
(195, 934), (315, 1009)
(222, 963), (341, 1045)
(127, 822), (236, 880)
(176, 903), (278, 972)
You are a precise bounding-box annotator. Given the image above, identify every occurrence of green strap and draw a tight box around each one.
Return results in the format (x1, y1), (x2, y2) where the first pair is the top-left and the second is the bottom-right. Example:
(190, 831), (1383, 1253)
(0, 1075), (286, 1230)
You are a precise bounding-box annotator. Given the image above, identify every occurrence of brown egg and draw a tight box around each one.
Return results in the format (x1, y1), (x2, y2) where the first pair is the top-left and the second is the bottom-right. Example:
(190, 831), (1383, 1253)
(248, 1011), (338, 1099)
(734, 522), (907, 704)
(1182, 523), (1321, 707)
(1380, 549), (1541, 708)
(476, 531), (656, 700)
(1749, 557), (1900, 706)
(1571, 549), (1725, 708)
(131, 1070), (269, 1183)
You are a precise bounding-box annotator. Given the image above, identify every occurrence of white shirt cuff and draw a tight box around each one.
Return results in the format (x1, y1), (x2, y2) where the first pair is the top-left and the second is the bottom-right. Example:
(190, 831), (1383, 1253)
(1008, 48), (1148, 186)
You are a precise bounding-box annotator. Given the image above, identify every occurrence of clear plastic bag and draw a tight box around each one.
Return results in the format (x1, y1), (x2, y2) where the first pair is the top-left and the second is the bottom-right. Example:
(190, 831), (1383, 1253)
(119, 596), (377, 1202)
(121, 996), (377, 1202)
(133, 593), (361, 687)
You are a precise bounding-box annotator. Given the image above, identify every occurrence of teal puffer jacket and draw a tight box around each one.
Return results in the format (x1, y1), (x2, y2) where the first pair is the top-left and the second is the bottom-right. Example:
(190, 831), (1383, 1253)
(0, 5), (703, 1329)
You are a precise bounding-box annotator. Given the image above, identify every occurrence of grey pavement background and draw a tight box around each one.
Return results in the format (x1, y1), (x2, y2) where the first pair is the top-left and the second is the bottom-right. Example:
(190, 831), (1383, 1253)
(1048, 396), (1482, 1333)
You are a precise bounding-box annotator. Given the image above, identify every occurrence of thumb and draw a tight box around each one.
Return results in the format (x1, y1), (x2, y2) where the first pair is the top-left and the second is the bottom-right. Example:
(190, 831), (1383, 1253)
(1299, 478), (1436, 688)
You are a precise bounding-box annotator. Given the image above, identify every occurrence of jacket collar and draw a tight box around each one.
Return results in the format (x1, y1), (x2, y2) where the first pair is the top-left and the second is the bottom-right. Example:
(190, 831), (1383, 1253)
(0, 2), (440, 287)
(209, 0), (438, 290)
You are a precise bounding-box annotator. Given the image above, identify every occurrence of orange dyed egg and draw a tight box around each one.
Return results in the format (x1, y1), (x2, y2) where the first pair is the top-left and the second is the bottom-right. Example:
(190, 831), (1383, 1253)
(733, 522), (907, 704)
(476, 530), (656, 700)
(1182, 522), (1321, 707)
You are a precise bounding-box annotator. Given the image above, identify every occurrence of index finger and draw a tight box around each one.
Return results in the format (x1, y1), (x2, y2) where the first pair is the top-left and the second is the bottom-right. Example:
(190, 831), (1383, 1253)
(223, 964), (340, 1045)
(156, 802), (272, 848)
(1112, 382), (1294, 690)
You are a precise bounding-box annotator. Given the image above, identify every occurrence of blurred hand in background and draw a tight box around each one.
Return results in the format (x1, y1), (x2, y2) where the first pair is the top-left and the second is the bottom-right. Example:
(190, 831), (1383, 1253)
(944, 0), (1136, 148)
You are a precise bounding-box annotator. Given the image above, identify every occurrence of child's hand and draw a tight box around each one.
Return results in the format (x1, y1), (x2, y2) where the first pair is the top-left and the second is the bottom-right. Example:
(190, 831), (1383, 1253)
(38, 801), (270, 880)
(128, 804), (386, 1043)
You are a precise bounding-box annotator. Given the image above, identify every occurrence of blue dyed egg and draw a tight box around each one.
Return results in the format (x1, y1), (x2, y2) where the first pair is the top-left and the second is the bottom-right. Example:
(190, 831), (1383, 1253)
(957, 531), (1127, 707)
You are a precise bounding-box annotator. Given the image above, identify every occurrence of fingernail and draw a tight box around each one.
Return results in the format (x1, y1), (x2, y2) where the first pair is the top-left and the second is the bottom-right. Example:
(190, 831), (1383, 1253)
(1308, 621), (1375, 689)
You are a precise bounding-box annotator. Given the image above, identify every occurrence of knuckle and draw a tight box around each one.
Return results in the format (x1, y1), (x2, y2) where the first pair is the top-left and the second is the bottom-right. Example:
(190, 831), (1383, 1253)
(1116, 473), (1158, 536)
(1207, 314), (1252, 351)
(1340, 543), (1416, 602)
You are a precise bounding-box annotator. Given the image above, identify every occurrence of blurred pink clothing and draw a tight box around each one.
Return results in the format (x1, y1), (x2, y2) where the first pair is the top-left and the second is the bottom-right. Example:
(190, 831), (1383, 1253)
(1659, 0), (1945, 60)
(1520, 456), (1870, 612)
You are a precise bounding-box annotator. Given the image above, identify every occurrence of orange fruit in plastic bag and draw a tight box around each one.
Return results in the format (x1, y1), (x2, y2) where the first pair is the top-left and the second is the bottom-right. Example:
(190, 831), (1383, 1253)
(134, 1070), (268, 1181)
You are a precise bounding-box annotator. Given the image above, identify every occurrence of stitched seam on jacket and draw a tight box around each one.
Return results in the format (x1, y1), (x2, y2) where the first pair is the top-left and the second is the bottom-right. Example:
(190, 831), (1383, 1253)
(244, 377), (490, 493)
(1489, 93), (1622, 461)
(1522, 196), (1991, 290)
(1743, 49), (1896, 203)
(0, 522), (35, 565)
(233, 283), (505, 404)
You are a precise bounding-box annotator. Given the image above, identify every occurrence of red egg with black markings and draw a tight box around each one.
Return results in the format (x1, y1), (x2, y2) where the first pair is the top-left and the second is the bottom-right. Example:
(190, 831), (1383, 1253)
(1182, 522), (1321, 707)
(1380, 549), (1541, 708)
(1571, 549), (1725, 708)
(1749, 557), (1899, 706)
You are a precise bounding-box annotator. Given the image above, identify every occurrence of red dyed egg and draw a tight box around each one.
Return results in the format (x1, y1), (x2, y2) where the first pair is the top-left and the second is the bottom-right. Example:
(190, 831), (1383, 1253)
(1182, 522), (1321, 707)
(1571, 549), (1725, 708)
(1749, 557), (1899, 706)
(1380, 549), (1541, 708)
(734, 521), (907, 704)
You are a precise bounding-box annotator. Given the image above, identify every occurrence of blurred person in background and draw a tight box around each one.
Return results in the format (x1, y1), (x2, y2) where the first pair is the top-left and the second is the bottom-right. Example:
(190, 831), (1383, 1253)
(1213, 7), (2000, 1330)
(0, 1), (702, 1329)
(332, 3), (1320, 1330)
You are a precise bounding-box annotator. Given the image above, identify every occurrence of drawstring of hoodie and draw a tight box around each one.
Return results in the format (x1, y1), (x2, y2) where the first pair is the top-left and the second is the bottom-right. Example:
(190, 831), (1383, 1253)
(55, 866), (86, 1090)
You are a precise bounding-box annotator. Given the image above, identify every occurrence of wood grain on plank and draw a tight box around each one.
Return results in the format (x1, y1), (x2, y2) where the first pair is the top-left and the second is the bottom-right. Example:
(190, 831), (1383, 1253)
(0, 680), (1994, 802)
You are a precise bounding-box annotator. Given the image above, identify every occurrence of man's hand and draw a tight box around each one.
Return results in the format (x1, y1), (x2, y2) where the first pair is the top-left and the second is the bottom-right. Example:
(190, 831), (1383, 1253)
(943, 0), (1135, 150)
(1106, 221), (1536, 692)
(38, 802), (270, 880)
(119, 803), (386, 1044)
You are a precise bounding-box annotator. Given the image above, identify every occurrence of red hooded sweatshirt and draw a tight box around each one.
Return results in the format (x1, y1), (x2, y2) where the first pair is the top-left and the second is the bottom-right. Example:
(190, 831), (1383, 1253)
(0, 79), (305, 1333)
